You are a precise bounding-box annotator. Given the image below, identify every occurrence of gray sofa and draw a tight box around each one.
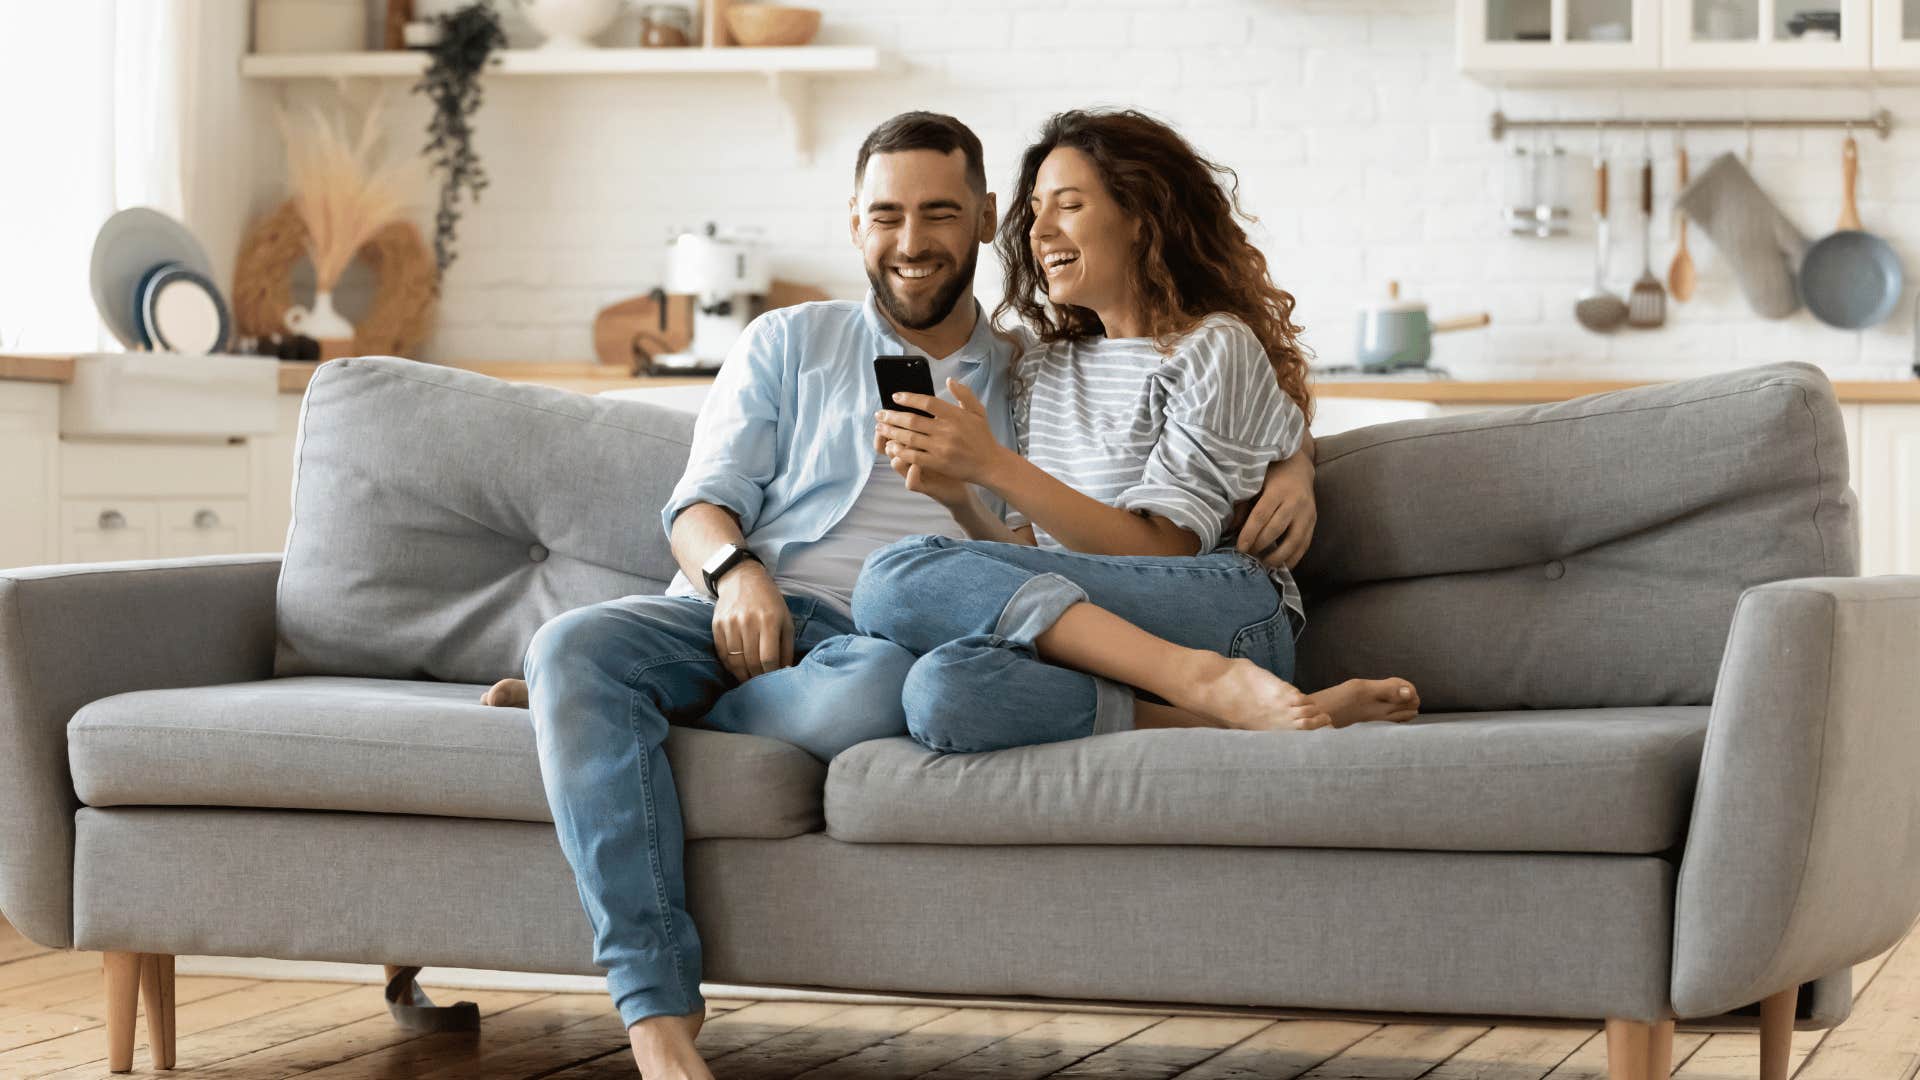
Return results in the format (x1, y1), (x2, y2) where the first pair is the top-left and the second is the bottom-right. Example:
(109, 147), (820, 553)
(3, 356), (1918, 1078)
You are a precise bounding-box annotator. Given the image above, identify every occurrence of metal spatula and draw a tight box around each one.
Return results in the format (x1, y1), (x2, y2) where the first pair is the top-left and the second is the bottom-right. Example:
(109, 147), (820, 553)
(1628, 155), (1667, 328)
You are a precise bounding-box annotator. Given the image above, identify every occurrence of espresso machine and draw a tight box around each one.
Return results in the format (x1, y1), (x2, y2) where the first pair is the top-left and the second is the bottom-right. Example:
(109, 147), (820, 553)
(647, 223), (771, 374)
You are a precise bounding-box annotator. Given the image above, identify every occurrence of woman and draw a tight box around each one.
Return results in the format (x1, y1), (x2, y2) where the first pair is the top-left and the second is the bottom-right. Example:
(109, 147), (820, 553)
(854, 108), (1417, 752)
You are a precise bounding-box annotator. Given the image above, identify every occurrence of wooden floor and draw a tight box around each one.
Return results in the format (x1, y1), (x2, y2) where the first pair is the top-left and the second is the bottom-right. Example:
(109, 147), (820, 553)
(0, 916), (1913, 1079)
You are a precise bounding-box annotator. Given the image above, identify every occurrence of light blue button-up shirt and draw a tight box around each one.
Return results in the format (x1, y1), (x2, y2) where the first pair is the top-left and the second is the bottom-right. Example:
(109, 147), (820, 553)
(661, 293), (1018, 598)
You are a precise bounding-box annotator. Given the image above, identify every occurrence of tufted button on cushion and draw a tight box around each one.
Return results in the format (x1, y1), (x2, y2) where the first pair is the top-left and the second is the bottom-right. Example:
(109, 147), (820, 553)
(528, 543), (549, 563)
(1544, 560), (1565, 580)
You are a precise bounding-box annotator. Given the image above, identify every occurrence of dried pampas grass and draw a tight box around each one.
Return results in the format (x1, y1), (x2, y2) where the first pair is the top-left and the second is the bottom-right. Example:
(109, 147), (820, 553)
(274, 96), (432, 292)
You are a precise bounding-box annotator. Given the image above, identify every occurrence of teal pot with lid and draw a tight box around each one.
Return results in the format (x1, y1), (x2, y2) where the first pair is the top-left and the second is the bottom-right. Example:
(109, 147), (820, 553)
(1355, 281), (1490, 371)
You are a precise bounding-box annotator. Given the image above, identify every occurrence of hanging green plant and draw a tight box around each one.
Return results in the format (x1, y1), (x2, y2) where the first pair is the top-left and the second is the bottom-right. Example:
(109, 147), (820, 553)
(413, 2), (507, 283)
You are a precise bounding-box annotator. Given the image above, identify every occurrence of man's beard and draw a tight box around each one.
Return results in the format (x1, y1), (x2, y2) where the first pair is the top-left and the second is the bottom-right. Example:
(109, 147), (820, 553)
(868, 245), (978, 331)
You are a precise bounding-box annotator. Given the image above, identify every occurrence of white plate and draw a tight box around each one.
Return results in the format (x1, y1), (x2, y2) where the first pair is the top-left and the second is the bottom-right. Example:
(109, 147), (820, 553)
(141, 265), (231, 354)
(90, 207), (217, 350)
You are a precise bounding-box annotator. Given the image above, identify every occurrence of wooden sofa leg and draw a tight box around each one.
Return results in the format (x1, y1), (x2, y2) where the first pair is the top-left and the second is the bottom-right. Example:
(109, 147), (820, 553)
(141, 954), (177, 1070)
(103, 952), (141, 1073)
(1606, 1017), (1676, 1079)
(1760, 985), (1798, 1080)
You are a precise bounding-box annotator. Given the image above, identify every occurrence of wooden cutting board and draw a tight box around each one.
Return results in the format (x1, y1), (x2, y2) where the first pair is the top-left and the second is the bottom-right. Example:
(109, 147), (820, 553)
(591, 280), (831, 373)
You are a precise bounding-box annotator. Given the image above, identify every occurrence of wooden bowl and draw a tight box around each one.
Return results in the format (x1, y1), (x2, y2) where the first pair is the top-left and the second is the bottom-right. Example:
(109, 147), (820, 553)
(725, 5), (821, 46)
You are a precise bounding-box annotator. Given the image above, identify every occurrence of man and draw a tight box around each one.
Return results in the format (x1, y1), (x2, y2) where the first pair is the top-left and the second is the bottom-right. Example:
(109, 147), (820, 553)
(525, 112), (1021, 1080)
(524, 111), (1319, 1080)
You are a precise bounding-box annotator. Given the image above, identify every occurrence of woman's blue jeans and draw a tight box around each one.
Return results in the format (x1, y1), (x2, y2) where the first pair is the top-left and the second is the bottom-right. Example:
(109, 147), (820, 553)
(851, 535), (1297, 753)
(523, 593), (915, 1028)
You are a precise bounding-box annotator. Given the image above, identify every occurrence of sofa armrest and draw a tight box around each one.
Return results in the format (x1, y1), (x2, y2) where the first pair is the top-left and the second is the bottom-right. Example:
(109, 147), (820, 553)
(1672, 575), (1920, 1018)
(0, 555), (280, 947)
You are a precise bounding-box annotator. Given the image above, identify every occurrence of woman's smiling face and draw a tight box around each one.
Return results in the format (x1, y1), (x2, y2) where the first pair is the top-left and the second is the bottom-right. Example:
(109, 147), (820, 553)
(1028, 146), (1136, 324)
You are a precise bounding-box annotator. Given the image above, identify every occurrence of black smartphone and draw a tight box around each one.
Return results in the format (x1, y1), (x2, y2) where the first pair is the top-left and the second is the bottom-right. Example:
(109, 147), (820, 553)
(874, 355), (937, 418)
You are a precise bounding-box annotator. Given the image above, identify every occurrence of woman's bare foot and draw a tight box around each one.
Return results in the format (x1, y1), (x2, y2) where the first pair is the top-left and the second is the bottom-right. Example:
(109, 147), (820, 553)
(480, 678), (528, 708)
(629, 1010), (711, 1079)
(1307, 677), (1420, 728)
(1168, 653), (1333, 731)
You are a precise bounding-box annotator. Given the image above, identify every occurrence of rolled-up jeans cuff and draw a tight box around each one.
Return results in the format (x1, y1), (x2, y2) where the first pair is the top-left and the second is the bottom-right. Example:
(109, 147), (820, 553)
(1090, 676), (1135, 736)
(616, 984), (705, 1029)
(992, 571), (1088, 646)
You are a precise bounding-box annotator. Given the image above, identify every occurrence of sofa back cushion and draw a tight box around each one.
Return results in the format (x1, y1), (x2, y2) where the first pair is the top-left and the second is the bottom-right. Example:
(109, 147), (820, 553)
(274, 358), (692, 683)
(1293, 361), (1856, 711)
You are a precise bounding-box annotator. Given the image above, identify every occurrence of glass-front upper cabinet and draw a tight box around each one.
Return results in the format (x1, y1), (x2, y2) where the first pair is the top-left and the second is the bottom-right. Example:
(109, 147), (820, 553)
(1458, 0), (1662, 73)
(1664, 0), (1870, 68)
(1873, 0), (1920, 68)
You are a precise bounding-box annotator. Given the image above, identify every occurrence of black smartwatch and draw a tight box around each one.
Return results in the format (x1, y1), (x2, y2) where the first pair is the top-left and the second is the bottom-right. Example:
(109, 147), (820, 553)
(701, 542), (763, 596)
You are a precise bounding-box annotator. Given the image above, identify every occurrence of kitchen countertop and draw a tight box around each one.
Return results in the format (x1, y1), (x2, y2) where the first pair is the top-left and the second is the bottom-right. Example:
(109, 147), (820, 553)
(6, 354), (1920, 403)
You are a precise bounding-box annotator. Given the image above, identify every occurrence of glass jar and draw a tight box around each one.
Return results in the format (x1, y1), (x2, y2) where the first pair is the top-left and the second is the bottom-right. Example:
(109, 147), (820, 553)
(641, 3), (694, 46)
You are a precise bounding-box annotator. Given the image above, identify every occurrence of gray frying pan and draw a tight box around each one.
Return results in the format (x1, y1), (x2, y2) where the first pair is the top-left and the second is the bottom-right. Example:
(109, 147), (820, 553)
(1799, 136), (1905, 329)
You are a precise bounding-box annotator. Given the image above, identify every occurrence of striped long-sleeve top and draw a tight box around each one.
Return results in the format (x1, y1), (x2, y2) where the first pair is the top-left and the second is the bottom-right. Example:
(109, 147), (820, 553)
(1006, 314), (1309, 633)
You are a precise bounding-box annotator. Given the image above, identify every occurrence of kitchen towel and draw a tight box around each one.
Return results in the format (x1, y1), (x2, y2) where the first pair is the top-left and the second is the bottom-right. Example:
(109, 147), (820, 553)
(1675, 153), (1809, 320)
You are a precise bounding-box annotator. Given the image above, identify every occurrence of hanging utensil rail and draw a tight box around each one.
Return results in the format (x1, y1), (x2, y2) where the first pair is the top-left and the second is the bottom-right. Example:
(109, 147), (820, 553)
(1489, 109), (1892, 141)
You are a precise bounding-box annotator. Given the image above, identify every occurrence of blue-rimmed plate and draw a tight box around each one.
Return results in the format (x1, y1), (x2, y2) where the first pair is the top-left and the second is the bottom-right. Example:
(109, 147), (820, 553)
(140, 264), (231, 354)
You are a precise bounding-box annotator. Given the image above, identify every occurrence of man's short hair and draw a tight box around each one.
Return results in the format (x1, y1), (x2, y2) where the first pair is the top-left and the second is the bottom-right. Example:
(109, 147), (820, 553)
(854, 111), (987, 196)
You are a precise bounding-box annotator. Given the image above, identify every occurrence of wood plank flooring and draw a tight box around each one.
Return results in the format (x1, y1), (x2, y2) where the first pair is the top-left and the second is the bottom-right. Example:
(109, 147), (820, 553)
(0, 914), (1910, 1079)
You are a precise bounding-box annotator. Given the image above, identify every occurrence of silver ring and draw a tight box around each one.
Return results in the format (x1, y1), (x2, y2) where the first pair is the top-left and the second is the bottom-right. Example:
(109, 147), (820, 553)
(727, 650), (745, 655)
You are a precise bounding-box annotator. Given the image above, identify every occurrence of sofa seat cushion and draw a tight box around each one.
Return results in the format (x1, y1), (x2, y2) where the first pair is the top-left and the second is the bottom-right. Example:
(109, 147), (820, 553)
(68, 676), (826, 839)
(825, 708), (1710, 854)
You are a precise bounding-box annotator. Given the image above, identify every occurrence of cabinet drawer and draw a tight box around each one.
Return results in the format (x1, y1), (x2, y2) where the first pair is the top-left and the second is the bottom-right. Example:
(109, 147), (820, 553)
(156, 500), (251, 558)
(61, 440), (250, 498)
(60, 500), (158, 564)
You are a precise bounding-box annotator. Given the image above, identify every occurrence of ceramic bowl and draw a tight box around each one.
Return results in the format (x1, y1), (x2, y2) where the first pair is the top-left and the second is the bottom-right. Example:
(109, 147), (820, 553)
(725, 5), (821, 46)
(521, 0), (622, 48)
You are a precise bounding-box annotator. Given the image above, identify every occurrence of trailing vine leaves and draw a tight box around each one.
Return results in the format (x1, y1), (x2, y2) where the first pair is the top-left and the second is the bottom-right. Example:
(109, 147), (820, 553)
(413, 3), (506, 284)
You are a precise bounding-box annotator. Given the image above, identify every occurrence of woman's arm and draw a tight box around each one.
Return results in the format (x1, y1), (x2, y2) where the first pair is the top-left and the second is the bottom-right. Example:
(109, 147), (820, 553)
(980, 453), (1200, 556)
(879, 382), (1200, 557)
(882, 451), (1036, 546)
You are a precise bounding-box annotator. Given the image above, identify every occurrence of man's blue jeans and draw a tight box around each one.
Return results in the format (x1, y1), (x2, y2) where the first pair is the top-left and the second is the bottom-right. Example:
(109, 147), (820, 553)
(852, 535), (1298, 753)
(523, 593), (913, 1028)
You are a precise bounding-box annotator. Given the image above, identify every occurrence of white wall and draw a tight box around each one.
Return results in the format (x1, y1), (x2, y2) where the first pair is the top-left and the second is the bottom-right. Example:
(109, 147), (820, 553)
(249, 0), (1920, 381)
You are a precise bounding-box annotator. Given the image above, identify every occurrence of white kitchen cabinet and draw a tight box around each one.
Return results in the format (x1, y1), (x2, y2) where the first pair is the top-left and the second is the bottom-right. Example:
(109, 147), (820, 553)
(1665, 0), (1871, 70)
(1860, 404), (1920, 575)
(60, 500), (159, 563)
(1458, 0), (1663, 74)
(1873, 0), (1920, 66)
(157, 500), (252, 558)
(0, 382), (59, 570)
(59, 437), (260, 562)
(1458, 0), (1881, 77)
(248, 395), (307, 552)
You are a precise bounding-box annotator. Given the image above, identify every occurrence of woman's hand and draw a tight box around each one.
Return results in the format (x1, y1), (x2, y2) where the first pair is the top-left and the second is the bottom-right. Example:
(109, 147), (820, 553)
(886, 448), (974, 510)
(875, 379), (1012, 488)
(1234, 452), (1317, 570)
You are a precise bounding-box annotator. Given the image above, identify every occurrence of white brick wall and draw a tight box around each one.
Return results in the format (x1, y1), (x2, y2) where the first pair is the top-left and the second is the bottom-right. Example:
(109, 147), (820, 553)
(255, 0), (1920, 380)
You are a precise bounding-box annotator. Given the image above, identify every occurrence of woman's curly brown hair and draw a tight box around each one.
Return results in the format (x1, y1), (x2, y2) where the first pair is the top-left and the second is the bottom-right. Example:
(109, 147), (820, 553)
(994, 108), (1313, 424)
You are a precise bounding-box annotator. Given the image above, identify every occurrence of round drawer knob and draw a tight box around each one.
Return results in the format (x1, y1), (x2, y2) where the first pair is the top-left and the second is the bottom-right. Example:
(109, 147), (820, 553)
(193, 509), (221, 529)
(98, 510), (126, 531)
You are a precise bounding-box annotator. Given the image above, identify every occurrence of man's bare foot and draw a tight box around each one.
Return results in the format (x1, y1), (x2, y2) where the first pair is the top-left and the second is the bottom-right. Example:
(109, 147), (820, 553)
(480, 678), (528, 708)
(629, 1010), (711, 1079)
(1308, 677), (1420, 728)
(1169, 653), (1333, 731)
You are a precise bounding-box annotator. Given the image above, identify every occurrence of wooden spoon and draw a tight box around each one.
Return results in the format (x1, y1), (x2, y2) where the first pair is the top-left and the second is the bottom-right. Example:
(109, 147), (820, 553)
(1667, 148), (1696, 303)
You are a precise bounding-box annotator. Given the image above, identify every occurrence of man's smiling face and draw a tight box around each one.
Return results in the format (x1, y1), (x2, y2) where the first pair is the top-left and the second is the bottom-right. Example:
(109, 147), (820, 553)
(850, 148), (995, 331)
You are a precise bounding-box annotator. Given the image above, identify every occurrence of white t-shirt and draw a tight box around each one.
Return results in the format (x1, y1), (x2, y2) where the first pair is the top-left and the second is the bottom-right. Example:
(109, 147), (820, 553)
(672, 352), (970, 617)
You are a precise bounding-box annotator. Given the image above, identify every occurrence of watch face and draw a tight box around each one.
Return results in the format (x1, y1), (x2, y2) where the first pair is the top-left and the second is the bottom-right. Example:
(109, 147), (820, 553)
(704, 544), (738, 577)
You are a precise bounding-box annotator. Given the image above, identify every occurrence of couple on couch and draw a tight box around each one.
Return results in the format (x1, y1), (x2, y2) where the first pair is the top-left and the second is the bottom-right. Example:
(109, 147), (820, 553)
(489, 109), (1419, 1077)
